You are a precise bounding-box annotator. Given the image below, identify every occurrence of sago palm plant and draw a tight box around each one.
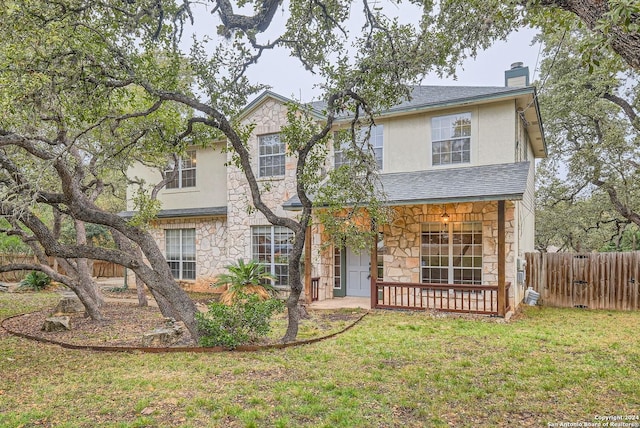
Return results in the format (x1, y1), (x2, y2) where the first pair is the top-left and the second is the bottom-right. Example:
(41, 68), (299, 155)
(16, 271), (51, 291)
(215, 259), (278, 305)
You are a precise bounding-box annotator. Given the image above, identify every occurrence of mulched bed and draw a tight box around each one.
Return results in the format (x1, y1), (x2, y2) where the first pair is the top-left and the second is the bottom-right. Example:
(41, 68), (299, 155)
(2, 298), (368, 351)
(2, 303), (198, 348)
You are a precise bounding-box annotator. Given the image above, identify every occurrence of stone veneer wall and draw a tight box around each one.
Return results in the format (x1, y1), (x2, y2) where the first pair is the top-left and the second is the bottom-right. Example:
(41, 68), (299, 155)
(315, 201), (517, 302)
(310, 222), (334, 301)
(127, 97), (303, 294)
(226, 97), (305, 295)
(143, 216), (228, 292)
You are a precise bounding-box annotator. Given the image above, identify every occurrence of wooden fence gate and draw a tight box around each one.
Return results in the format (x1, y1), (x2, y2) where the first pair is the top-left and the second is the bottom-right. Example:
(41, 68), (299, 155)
(525, 252), (640, 310)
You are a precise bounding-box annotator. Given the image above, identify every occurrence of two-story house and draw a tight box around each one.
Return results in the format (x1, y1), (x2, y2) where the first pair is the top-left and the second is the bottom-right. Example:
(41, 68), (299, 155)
(125, 62), (545, 315)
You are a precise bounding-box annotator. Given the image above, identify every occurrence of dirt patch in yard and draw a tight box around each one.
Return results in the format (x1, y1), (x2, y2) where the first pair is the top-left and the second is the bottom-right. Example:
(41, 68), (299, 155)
(1, 298), (367, 351)
(3, 303), (198, 348)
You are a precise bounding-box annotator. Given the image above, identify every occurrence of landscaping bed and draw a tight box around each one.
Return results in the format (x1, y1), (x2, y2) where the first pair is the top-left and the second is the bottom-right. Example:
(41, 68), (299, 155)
(1, 295), (367, 350)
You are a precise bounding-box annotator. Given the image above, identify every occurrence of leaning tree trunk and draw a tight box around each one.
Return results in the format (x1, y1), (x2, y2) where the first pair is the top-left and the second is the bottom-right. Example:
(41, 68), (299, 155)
(55, 258), (105, 321)
(133, 246), (149, 307)
(148, 288), (180, 319)
(282, 229), (306, 342)
(18, 221), (105, 321)
(136, 265), (199, 340)
(110, 227), (200, 339)
(135, 272), (149, 307)
(78, 262), (104, 307)
(67, 281), (104, 321)
(74, 220), (105, 308)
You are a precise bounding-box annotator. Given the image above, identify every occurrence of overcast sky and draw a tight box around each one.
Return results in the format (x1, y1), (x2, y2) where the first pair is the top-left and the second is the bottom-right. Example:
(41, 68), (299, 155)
(186, 5), (542, 102)
(246, 28), (542, 101)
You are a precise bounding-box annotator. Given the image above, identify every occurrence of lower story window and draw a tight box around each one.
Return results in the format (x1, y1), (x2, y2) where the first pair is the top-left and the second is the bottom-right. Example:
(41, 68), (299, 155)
(252, 226), (293, 287)
(334, 247), (342, 289)
(165, 229), (196, 280)
(377, 233), (385, 280)
(421, 222), (482, 285)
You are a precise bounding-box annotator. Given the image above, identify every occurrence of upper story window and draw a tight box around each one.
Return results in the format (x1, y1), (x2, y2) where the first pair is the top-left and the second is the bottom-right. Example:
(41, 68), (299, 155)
(166, 150), (196, 189)
(334, 125), (383, 170)
(432, 113), (471, 166)
(258, 133), (285, 177)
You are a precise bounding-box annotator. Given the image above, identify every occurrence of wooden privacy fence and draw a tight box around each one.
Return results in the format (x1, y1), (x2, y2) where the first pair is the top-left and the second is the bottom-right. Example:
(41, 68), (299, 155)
(0, 254), (124, 282)
(525, 252), (640, 310)
(92, 261), (125, 278)
(0, 254), (36, 282)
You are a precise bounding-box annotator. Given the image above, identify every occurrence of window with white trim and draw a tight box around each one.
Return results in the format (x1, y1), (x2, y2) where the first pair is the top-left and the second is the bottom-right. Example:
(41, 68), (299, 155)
(432, 113), (471, 166)
(165, 150), (196, 189)
(258, 133), (285, 177)
(377, 232), (385, 279)
(334, 247), (342, 289)
(334, 125), (383, 170)
(165, 229), (196, 280)
(421, 222), (482, 285)
(252, 226), (293, 286)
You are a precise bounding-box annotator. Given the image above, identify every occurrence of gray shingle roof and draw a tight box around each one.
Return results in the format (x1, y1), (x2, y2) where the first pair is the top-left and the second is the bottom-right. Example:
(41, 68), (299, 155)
(283, 162), (531, 209)
(379, 162), (531, 205)
(118, 206), (227, 219)
(308, 85), (533, 116)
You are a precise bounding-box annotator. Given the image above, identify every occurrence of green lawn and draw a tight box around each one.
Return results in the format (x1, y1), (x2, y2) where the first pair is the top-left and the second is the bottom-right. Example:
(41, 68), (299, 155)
(1, 292), (638, 427)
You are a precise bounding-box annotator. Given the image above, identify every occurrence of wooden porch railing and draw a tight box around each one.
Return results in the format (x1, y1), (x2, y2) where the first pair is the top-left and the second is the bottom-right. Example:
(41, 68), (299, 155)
(374, 281), (511, 316)
(504, 281), (511, 314)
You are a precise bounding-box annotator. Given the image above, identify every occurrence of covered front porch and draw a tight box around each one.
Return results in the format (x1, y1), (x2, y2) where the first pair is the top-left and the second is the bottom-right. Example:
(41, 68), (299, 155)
(306, 199), (515, 316)
(301, 163), (531, 317)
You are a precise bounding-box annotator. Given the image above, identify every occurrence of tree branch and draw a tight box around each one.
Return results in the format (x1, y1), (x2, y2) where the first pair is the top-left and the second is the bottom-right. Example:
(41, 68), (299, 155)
(215, 0), (281, 33)
(600, 91), (639, 132)
(531, 0), (640, 70)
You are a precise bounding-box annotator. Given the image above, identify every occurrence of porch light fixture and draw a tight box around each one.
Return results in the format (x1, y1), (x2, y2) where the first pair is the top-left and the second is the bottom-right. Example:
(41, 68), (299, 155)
(441, 209), (449, 223)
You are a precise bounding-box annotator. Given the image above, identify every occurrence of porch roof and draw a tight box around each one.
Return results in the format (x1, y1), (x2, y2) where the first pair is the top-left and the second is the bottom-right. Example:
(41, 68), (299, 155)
(282, 162), (531, 209)
(118, 206), (227, 219)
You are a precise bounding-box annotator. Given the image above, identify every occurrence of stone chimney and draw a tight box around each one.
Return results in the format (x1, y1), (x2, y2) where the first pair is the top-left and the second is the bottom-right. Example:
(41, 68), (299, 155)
(504, 62), (529, 87)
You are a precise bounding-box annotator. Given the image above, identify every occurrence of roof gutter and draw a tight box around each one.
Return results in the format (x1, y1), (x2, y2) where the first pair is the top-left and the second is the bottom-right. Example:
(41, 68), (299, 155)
(282, 193), (525, 211)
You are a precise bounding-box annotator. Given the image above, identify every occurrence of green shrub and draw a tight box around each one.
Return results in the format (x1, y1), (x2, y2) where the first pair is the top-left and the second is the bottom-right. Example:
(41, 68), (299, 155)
(16, 271), (51, 291)
(196, 293), (285, 348)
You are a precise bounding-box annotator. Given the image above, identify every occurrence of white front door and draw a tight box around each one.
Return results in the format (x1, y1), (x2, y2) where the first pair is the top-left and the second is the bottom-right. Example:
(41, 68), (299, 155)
(346, 247), (371, 297)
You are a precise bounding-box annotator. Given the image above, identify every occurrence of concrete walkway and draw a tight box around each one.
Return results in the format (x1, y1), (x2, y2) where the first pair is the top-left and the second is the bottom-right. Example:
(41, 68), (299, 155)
(309, 297), (371, 310)
(95, 278), (372, 309)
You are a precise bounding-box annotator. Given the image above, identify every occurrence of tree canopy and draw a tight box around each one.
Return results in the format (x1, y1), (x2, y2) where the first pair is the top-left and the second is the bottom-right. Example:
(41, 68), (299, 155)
(533, 9), (640, 252)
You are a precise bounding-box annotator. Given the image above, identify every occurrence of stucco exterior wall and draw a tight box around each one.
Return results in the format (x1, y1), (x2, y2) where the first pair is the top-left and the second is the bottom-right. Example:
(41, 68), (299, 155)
(379, 100), (517, 174)
(126, 144), (227, 211)
(511, 111), (538, 304)
(476, 101), (516, 166)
